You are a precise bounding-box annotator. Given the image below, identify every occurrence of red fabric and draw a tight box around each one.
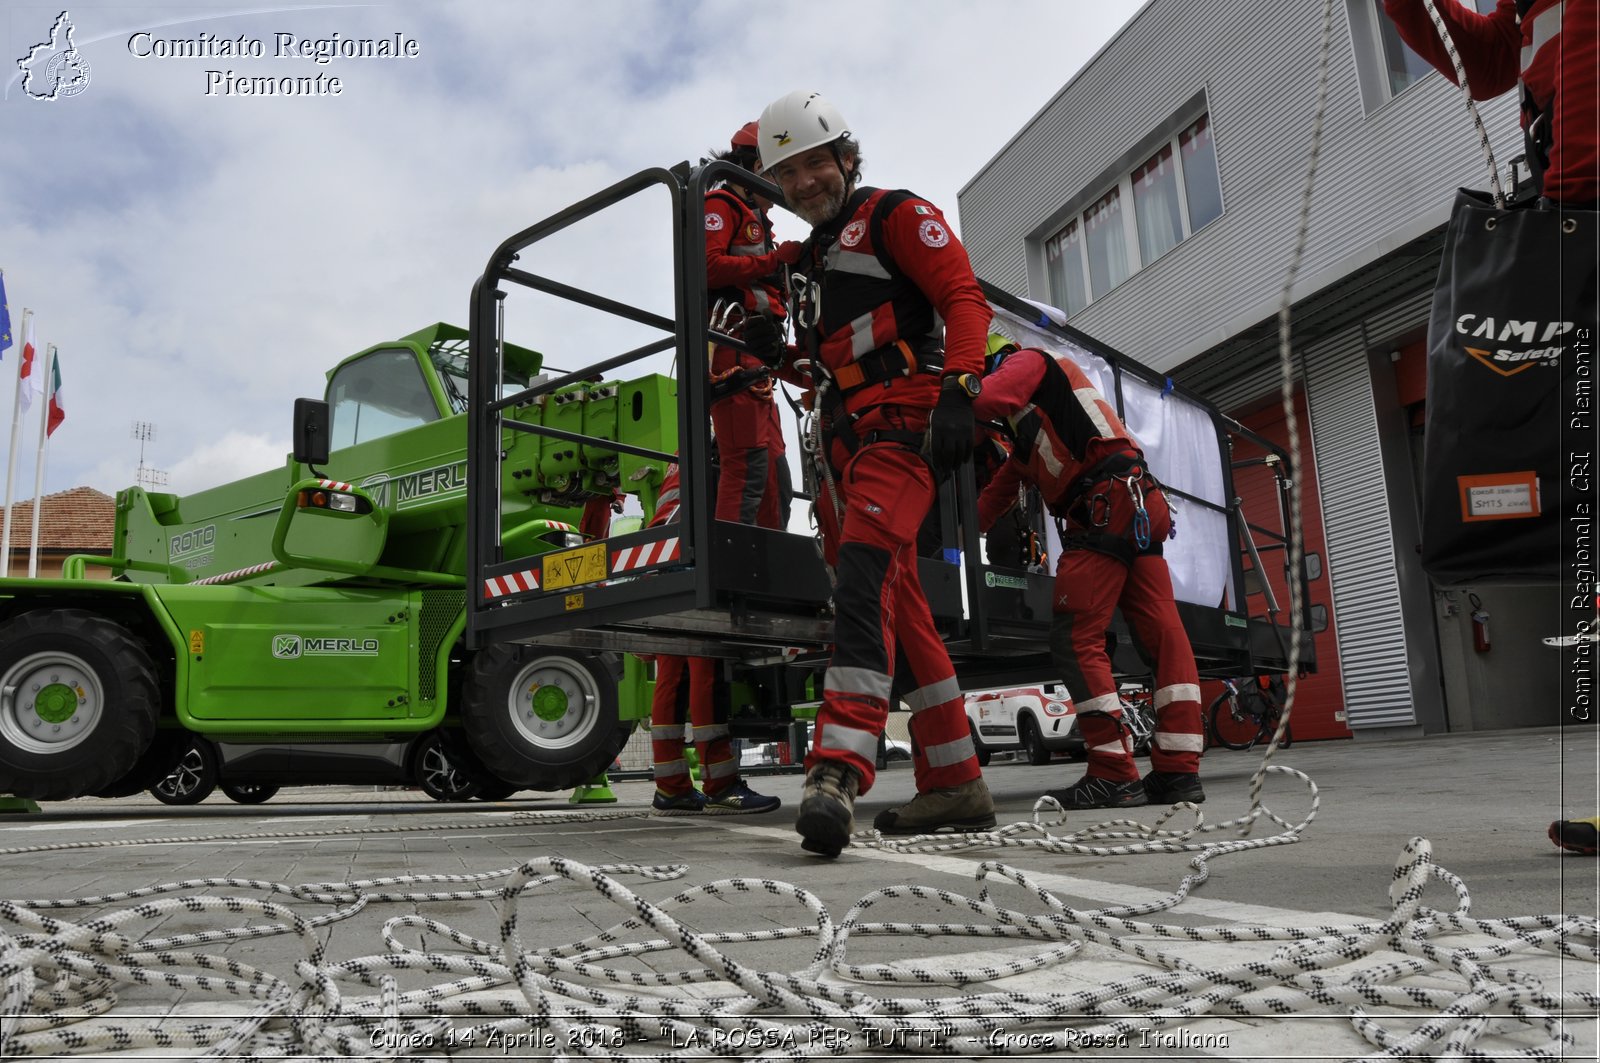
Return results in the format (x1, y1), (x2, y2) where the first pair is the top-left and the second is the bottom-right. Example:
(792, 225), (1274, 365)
(705, 189), (789, 531)
(579, 491), (621, 540)
(712, 391), (786, 528)
(648, 462), (682, 528)
(650, 654), (738, 796)
(807, 191), (989, 418)
(806, 444), (979, 793)
(1383, 0), (1598, 204)
(973, 349), (1137, 531)
(704, 190), (789, 315)
(1053, 490), (1203, 778)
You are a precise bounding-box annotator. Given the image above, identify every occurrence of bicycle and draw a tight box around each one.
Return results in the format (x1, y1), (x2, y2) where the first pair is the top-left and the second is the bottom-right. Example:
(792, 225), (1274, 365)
(1207, 675), (1292, 751)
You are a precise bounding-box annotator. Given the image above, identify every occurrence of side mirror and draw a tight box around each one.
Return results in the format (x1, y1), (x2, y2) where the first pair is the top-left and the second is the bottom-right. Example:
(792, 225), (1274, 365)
(293, 398), (331, 467)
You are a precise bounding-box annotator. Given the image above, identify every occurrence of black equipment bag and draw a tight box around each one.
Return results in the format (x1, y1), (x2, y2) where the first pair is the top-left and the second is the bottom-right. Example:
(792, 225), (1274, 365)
(1420, 189), (1597, 585)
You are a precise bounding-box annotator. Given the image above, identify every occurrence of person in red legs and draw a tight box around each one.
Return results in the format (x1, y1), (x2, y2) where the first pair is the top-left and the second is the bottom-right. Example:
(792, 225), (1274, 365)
(644, 456), (780, 816)
(704, 122), (801, 530)
(752, 91), (995, 856)
(974, 335), (1206, 809)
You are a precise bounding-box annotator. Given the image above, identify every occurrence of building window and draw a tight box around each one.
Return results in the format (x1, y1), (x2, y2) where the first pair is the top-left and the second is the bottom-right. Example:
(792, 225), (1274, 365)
(1045, 219), (1088, 316)
(1042, 109), (1224, 315)
(1133, 144), (1183, 265)
(1367, 0), (1498, 101)
(1179, 115), (1223, 231)
(1084, 187), (1130, 300)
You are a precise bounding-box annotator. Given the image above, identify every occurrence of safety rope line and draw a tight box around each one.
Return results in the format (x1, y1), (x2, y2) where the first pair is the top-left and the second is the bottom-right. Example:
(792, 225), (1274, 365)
(0, 840), (1593, 1059)
(1421, 0), (1507, 205)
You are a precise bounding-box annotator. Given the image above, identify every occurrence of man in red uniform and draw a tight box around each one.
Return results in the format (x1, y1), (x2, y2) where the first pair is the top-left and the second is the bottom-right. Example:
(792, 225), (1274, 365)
(1382, 0), (1597, 206)
(645, 455), (781, 816)
(704, 122), (802, 529)
(751, 90), (996, 857)
(974, 336), (1206, 809)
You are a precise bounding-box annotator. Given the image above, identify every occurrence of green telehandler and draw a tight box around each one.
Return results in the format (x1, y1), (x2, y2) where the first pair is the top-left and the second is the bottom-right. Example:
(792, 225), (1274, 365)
(0, 322), (676, 801)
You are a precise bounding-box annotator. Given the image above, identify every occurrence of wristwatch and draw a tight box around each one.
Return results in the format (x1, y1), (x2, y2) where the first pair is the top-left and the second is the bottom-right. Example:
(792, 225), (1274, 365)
(947, 372), (983, 399)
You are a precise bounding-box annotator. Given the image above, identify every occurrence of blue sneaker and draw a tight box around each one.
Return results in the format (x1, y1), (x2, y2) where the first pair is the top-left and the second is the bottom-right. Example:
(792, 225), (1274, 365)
(651, 788), (707, 816)
(704, 780), (781, 816)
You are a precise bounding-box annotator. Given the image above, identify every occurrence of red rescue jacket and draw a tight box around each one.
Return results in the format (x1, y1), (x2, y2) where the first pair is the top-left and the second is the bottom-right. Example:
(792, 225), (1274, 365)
(788, 187), (989, 420)
(1383, 0), (1598, 204)
(972, 348), (1141, 532)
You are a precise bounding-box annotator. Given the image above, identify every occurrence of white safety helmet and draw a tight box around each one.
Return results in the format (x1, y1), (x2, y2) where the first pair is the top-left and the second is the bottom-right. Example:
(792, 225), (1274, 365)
(757, 90), (850, 172)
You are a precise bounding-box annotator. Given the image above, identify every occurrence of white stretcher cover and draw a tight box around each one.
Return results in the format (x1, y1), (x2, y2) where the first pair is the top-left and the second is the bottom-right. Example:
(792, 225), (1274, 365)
(988, 304), (1234, 610)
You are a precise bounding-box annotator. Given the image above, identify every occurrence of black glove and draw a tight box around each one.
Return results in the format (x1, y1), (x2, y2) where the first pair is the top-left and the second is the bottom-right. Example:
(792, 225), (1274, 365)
(925, 379), (976, 478)
(740, 313), (786, 368)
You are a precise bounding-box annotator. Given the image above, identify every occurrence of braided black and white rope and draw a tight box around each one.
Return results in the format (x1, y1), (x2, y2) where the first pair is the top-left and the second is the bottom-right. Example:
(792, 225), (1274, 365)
(1421, 0), (1507, 205)
(1, 834), (1595, 1060)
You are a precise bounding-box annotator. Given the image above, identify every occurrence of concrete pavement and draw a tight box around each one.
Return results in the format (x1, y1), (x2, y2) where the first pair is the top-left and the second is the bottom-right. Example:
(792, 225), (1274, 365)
(0, 726), (1595, 1060)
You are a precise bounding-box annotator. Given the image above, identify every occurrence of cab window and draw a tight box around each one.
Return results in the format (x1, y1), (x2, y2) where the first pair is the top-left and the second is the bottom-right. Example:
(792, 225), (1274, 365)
(327, 348), (440, 449)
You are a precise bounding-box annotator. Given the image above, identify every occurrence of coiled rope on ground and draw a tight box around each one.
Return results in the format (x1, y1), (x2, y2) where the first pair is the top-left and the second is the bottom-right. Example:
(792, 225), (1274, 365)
(0, 818), (1594, 1060)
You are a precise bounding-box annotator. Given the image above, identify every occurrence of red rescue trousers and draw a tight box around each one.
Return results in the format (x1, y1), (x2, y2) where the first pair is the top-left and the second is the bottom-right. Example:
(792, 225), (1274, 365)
(650, 655), (738, 796)
(710, 344), (786, 529)
(1050, 483), (1204, 782)
(805, 436), (981, 795)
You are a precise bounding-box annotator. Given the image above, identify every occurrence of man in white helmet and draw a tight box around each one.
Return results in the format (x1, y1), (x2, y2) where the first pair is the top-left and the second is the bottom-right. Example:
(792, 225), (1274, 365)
(746, 90), (995, 857)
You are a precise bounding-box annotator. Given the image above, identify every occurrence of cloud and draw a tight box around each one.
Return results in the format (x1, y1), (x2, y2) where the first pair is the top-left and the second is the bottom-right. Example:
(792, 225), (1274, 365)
(0, 0), (1149, 502)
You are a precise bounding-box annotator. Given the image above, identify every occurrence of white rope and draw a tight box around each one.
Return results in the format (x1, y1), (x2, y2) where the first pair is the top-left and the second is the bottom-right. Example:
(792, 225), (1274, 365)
(1421, 0), (1507, 205)
(0, 837), (1593, 1059)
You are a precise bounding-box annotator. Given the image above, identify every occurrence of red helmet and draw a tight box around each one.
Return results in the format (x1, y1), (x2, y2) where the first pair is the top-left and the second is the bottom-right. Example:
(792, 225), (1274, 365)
(730, 121), (760, 152)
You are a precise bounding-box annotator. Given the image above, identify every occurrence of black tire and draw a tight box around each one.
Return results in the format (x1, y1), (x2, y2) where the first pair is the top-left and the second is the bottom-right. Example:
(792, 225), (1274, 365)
(461, 648), (633, 791)
(412, 731), (482, 802)
(96, 728), (194, 798)
(151, 739), (218, 805)
(220, 782), (278, 804)
(967, 718), (991, 767)
(0, 609), (161, 801)
(1209, 695), (1259, 751)
(1020, 716), (1052, 765)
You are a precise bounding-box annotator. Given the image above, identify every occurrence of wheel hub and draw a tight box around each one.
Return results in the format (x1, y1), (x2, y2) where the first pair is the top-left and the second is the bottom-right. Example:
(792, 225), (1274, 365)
(530, 684), (568, 722)
(33, 682), (80, 724)
(1, 653), (101, 754)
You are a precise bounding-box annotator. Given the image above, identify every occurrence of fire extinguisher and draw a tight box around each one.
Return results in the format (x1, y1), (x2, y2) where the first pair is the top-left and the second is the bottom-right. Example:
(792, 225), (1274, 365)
(1468, 593), (1491, 654)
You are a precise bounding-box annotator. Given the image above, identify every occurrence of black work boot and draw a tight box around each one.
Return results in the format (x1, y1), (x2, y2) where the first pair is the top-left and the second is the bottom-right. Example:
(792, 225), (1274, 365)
(795, 760), (860, 858)
(1045, 774), (1148, 810)
(1142, 769), (1206, 805)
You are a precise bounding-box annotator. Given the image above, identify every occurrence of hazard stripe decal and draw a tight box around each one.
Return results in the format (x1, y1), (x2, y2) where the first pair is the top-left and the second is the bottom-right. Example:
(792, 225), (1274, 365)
(482, 535), (682, 602)
(611, 536), (680, 572)
(482, 568), (542, 600)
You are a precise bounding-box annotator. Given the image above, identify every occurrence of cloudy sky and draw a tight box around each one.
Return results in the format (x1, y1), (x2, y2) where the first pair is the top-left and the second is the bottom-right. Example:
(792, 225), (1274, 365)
(0, 0), (1149, 503)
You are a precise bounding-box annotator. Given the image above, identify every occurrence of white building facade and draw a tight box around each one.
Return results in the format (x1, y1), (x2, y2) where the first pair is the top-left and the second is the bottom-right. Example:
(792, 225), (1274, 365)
(958, 0), (1556, 737)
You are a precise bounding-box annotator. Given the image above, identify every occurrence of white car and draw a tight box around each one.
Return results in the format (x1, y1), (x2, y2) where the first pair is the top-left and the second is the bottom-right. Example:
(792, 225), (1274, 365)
(965, 684), (1079, 765)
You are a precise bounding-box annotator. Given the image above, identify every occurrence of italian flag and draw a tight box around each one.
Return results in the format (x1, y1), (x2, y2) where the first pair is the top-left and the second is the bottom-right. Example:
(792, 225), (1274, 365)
(17, 315), (37, 412)
(46, 355), (64, 437)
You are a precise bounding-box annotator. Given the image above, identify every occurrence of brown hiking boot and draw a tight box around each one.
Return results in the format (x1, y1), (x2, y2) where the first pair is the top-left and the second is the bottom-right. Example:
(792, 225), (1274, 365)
(795, 760), (860, 858)
(872, 776), (996, 835)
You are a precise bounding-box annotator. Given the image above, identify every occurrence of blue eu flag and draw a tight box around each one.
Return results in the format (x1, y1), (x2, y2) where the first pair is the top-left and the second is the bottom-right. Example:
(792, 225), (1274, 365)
(0, 271), (11, 361)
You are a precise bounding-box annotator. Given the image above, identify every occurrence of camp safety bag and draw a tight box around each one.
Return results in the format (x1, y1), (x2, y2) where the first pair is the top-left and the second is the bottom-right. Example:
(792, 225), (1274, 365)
(1420, 190), (1597, 585)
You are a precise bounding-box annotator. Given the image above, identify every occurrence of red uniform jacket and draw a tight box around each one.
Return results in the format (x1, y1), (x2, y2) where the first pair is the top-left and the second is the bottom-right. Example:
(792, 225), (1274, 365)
(704, 188), (788, 318)
(972, 348), (1140, 532)
(786, 187), (989, 419)
(1383, 0), (1598, 204)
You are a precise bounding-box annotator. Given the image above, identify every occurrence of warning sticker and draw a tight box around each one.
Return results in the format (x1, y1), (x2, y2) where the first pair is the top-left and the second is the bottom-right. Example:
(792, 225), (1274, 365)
(541, 542), (608, 591)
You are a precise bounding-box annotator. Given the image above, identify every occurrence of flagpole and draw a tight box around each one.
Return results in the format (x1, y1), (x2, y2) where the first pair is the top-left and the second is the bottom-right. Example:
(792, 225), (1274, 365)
(0, 308), (29, 578)
(27, 344), (53, 579)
